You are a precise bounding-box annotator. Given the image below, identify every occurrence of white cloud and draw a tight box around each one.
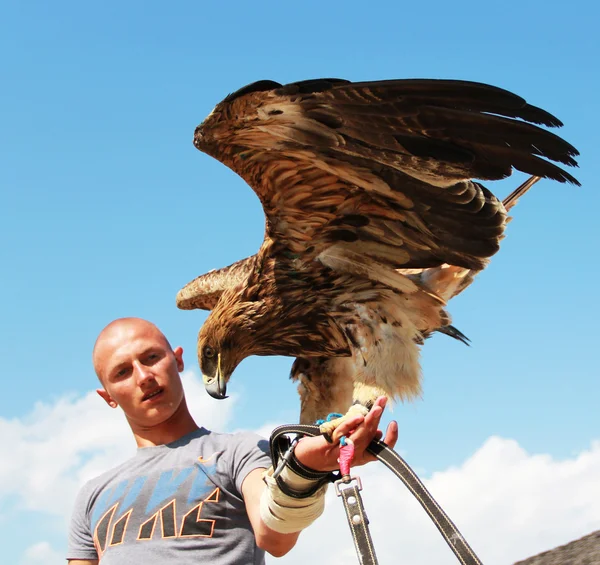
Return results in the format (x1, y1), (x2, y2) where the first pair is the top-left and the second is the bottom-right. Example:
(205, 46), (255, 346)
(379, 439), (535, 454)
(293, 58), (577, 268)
(21, 541), (63, 565)
(1, 378), (598, 565)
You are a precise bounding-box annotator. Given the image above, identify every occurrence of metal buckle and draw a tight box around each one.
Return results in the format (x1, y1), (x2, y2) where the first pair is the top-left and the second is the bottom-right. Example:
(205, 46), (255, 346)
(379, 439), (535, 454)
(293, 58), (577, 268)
(272, 436), (299, 479)
(334, 475), (363, 496)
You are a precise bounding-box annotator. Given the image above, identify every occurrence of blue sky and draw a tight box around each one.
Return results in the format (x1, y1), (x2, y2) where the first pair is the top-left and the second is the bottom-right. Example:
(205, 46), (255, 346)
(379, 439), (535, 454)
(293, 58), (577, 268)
(1, 1), (599, 563)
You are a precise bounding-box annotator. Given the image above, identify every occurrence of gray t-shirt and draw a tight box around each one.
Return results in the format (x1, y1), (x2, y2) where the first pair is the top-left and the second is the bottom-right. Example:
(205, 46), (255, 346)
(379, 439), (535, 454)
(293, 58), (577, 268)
(67, 428), (272, 564)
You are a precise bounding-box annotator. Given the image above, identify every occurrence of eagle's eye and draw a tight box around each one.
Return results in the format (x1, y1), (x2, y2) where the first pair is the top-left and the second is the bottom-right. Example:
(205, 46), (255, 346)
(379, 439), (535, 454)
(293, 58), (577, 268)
(203, 346), (216, 359)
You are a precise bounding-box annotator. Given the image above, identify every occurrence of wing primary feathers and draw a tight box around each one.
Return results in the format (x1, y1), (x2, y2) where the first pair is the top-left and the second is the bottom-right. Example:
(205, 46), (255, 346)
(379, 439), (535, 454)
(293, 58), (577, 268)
(323, 79), (567, 128)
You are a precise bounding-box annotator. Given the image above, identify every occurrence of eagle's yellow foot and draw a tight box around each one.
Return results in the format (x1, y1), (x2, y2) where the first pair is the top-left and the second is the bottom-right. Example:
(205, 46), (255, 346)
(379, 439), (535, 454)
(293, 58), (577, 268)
(318, 403), (370, 442)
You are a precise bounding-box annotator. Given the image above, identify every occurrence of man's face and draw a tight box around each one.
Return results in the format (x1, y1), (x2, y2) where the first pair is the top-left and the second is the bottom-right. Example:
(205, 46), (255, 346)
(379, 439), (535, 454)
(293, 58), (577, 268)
(94, 321), (186, 429)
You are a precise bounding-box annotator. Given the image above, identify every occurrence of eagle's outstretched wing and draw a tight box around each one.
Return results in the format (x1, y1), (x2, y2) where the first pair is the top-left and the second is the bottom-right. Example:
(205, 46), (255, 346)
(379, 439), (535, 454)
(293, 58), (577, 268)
(177, 176), (542, 317)
(177, 255), (257, 311)
(193, 78), (578, 276)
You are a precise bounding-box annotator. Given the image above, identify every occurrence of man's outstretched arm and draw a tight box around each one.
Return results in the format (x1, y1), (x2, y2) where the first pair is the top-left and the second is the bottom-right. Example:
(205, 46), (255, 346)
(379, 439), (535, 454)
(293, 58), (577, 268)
(242, 397), (398, 557)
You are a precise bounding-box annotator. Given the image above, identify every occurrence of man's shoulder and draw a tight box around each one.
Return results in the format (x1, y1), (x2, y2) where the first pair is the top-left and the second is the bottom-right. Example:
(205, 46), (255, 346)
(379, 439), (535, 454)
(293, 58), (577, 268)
(207, 429), (269, 450)
(196, 429), (270, 468)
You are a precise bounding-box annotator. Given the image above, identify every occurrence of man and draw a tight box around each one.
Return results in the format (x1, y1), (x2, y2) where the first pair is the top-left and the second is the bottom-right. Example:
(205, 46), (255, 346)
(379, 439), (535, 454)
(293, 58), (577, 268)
(67, 317), (397, 564)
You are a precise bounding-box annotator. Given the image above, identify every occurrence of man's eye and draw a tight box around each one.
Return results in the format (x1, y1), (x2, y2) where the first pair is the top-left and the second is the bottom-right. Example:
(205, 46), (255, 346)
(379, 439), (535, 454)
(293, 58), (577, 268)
(117, 367), (130, 377)
(204, 346), (216, 359)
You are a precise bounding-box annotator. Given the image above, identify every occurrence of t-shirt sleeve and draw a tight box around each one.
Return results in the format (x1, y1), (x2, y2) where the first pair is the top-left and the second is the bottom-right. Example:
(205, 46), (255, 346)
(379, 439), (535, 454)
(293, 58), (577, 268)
(66, 482), (99, 561)
(231, 432), (272, 494)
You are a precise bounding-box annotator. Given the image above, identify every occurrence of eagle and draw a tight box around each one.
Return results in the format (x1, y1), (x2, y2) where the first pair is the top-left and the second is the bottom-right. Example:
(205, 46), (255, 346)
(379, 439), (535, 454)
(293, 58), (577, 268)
(176, 78), (579, 434)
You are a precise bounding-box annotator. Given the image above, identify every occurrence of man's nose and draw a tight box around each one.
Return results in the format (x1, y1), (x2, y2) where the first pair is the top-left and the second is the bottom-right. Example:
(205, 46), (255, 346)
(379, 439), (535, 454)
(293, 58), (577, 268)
(133, 361), (154, 385)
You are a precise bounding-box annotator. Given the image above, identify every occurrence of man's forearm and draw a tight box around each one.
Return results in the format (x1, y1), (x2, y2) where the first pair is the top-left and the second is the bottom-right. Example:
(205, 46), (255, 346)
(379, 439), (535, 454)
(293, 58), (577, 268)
(242, 468), (304, 557)
(254, 518), (302, 557)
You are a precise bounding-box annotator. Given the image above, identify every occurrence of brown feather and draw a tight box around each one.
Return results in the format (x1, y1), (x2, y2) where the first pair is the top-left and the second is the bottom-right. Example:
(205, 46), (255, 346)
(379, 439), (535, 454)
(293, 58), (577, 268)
(180, 77), (579, 421)
(176, 255), (257, 311)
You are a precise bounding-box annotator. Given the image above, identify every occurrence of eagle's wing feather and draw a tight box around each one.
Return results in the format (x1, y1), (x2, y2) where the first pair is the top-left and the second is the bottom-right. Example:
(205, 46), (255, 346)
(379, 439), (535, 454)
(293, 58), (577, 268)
(176, 255), (257, 310)
(304, 87), (577, 182)
(193, 78), (578, 275)
(247, 78), (578, 182)
(405, 176), (542, 303)
(304, 78), (564, 127)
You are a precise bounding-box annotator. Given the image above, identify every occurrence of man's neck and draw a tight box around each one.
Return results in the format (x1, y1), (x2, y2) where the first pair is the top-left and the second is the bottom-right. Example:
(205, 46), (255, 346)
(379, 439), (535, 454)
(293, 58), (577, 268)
(131, 401), (200, 448)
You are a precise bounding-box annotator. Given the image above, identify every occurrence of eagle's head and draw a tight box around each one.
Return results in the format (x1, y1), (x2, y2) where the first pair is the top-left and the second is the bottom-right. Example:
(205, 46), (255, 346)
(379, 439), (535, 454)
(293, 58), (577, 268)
(196, 295), (272, 400)
(196, 332), (233, 400)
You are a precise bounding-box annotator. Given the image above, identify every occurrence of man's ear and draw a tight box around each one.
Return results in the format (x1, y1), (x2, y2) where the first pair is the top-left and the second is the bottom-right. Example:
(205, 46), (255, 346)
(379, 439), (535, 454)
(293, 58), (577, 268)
(97, 388), (118, 408)
(173, 346), (184, 372)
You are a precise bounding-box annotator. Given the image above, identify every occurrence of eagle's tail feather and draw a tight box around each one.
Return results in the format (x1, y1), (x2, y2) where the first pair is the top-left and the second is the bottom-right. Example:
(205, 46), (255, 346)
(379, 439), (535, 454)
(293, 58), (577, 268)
(503, 175), (541, 213)
(437, 324), (471, 346)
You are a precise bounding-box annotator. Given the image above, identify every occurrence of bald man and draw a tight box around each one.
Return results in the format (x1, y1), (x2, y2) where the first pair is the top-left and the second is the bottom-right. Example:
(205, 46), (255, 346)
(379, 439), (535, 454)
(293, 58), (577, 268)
(67, 318), (397, 564)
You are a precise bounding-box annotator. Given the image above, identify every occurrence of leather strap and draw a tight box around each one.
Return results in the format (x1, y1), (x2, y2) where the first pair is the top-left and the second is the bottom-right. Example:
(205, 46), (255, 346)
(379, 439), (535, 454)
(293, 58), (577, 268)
(366, 439), (482, 565)
(271, 434), (335, 498)
(270, 424), (483, 565)
(336, 478), (378, 565)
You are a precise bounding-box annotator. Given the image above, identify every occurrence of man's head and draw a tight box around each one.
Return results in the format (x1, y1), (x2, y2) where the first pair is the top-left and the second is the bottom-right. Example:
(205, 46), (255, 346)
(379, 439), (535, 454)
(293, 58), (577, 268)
(93, 318), (187, 431)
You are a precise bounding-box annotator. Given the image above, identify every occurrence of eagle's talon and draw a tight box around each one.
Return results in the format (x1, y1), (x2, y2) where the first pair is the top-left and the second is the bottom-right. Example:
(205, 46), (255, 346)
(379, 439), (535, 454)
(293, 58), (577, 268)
(322, 432), (334, 444)
(318, 417), (343, 439)
(318, 404), (370, 439)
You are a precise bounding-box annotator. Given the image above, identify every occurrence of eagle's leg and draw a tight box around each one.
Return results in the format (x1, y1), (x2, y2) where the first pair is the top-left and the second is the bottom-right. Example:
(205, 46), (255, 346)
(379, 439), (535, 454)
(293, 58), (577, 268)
(318, 383), (389, 439)
(293, 357), (355, 425)
(293, 357), (389, 437)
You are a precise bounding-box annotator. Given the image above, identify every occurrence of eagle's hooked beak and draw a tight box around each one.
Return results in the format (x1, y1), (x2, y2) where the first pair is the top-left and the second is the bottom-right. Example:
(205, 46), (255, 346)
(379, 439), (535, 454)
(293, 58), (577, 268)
(203, 353), (228, 399)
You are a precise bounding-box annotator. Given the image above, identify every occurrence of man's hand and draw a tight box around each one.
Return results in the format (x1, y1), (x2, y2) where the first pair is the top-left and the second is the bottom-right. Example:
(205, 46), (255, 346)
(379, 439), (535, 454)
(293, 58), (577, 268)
(293, 397), (398, 472)
(242, 397), (396, 554)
